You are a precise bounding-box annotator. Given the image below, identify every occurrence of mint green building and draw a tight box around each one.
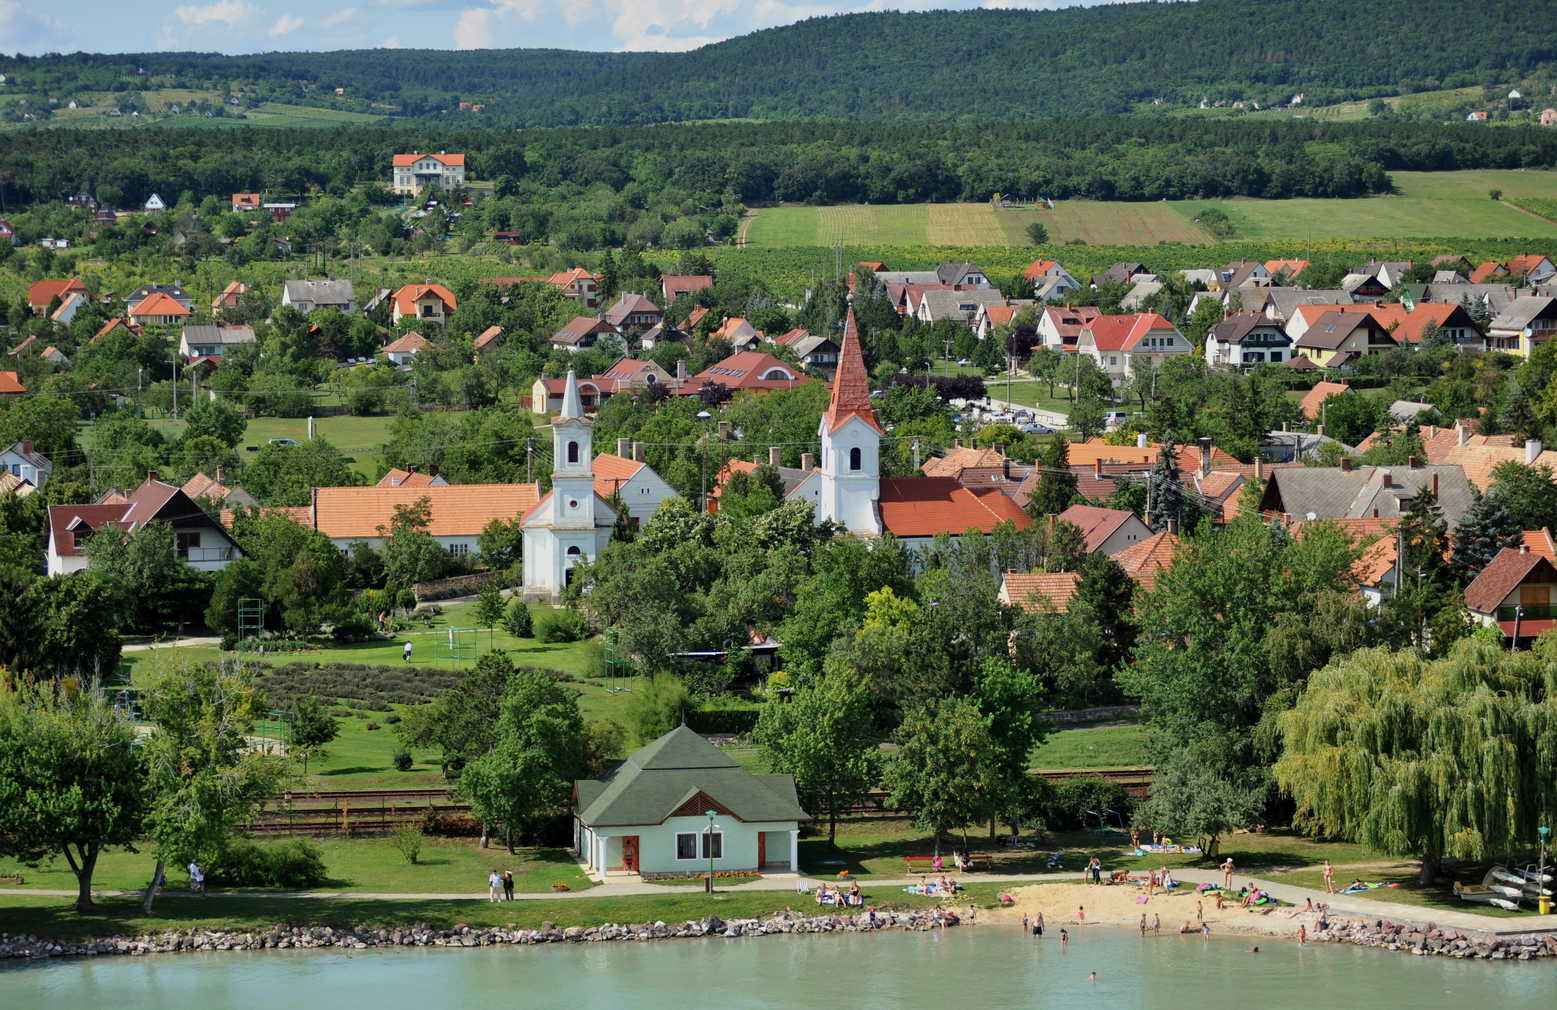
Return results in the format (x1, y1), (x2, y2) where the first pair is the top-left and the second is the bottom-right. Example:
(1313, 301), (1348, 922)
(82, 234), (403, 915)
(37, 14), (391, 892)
(573, 726), (808, 878)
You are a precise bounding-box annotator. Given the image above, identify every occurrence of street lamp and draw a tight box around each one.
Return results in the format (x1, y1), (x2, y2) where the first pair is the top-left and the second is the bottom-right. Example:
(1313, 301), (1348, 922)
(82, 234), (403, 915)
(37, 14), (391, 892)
(1539, 825), (1550, 911)
(705, 809), (718, 894)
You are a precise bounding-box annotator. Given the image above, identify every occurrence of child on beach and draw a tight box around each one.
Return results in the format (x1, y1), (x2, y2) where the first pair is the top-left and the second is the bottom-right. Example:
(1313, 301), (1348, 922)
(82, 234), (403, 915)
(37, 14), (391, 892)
(1060, 929), (1069, 947)
(1196, 900), (1204, 922)
(1035, 912), (1044, 936)
(1078, 906), (1085, 923)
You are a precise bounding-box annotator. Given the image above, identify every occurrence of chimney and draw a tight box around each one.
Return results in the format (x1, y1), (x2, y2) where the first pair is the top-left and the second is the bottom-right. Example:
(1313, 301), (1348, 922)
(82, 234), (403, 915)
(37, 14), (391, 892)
(1379, 470), (1391, 487)
(1136, 432), (1148, 449)
(676, 360), (688, 381)
(1166, 517), (1179, 535)
(801, 452), (816, 472)
(310, 486), (318, 530)
(995, 443), (1006, 458)
(617, 438), (630, 458)
(769, 446), (781, 468)
(1094, 458), (1104, 479)
(215, 466), (224, 483)
(1526, 438), (1543, 464)
(1316, 424), (1326, 439)
(1254, 457), (1265, 482)
(1407, 454), (1418, 469)
(954, 439), (963, 449)
(717, 420), (731, 440)
(1144, 511), (1154, 528)
(1198, 436), (1212, 477)
(146, 470), (157, 483)
(1372, 507), (1379, 518)
(1456, 422), (1468, 447)
(632, 441), (645, 462)
(1282, 421), (1290, 433)
(1520, 542), (1530, 555)
(1430, 471), (1440, 496)
(20, 438), (31, 455)
(1339, 457), (1352, 472)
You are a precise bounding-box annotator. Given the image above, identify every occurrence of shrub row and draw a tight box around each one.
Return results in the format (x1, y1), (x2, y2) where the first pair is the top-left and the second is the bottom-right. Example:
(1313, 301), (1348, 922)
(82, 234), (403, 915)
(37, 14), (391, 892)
(205, 839), (328, 889)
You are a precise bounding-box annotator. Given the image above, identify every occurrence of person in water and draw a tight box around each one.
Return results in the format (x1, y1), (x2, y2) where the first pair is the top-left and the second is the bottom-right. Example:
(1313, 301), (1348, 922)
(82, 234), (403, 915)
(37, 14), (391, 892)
(1035, 911), (1044, 937)
(1060, 929), (1069, 947)
(1089, 972), (1097, 984)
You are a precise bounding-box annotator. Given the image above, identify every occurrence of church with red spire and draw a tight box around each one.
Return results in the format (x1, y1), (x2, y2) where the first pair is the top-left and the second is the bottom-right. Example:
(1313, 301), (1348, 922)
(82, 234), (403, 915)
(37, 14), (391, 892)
(814, 304), (1030, 545)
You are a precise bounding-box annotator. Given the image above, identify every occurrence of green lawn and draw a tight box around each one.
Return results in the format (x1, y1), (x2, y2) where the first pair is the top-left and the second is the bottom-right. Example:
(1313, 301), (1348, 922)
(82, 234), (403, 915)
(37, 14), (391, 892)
(745, 200), (1209, 247)
(140, 413), (473, 480)
(1030, 723), (1149, 770)
(1171, 170), (1557, 241)
(0, 838), (593, 897)
(985, 380), (1079, 414)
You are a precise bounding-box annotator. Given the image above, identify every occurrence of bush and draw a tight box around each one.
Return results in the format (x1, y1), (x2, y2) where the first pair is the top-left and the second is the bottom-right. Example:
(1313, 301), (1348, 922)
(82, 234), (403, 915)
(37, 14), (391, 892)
(503, 598), (533, 638)
(385, 713), (402, 724)
(206, 838), (328, 889)
(391, 823), (424, 865)
(366, 721), (381, 731)
(331, 613), (379, 643)
(1053, 775), (1134, 831)
(534, 608), (587, 643)
(627, 674), (691, 745)
(1026, 220), (1048, 244)
(230, 635), (315, 653)
(393, 747), (414, 771)
(684, 707), (760, 736)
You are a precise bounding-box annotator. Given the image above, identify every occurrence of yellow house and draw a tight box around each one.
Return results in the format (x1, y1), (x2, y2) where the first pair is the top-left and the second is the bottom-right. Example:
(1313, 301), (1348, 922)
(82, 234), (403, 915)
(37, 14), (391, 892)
(1291, 310), (1395, 368)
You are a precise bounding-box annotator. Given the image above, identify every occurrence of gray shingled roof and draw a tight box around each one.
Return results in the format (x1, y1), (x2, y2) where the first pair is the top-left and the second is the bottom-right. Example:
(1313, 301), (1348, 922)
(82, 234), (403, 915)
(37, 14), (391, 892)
(284, 279), (355, 305)
(1489, 295), (1557, 333)
(1261, 464), (1473, 527)
(575, 726), (808, 828)
(1262, 289), (1352, 320)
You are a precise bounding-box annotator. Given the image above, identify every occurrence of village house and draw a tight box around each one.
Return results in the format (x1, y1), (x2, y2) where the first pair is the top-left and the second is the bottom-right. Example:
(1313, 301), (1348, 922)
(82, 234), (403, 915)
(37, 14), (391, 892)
(594, 441), (677, 528)
(1298, 380), (1351, 422)
(1204, 312), (1292, 368)
(282, 279), (357, 315)
(383, 331), (430, 366)
(391, 153), (466, 194)
(92, 318), (141, 343)
(231, 193), (262, 212)
(1487, 295), (1557, 355)
(1054, 504), (1152, 556)
(1090, 262), (1153, 289)
(522, 371), (621, 600)
(1259, 461), (1474, 527)
(27, 277), (88, 314)
(660, 274), (713, 301)
(1290, 309), (1395, 367)
(1506, 254), (1556, 284)
(551, 316), (620, 353)
(128, 292), (192, 327)
(975, 303), (1035, 344)
(529, 358), (675, 414)
(181, 470), (257, 509)
(1263, 259), (1310, 282)
(1021, 260), (1081, 300)
(1464, 544), (1557, 647)
(0, 372), (24, 398)
(487, 269), (603, 310)
(473, 325), (503, 356)
(574, 724), (807, 879)
(143, 193), (165, 212)
(376, 467), (449, 489)
(1036, 305), (1101, 353)
(998, 572), (1081, 614)
(0, 439), (51, 489)
(278, 481), (541, 560)
(390, 283), (457, 326)
(685, 351), (808, 396)
(211, 281), (247, 316)
(603, 292), (664, 331)
(916, 288), (1007, 327)
(1214, 259), (1271, 290)
(47, 476), (244, 576)
(125, 283), (194, 314)
(710, 317), (763, 351)
(178, 324), (257, 361)
(1075, 312), (1190, 383)
(1362, 301), (1486, 351)
(0, 219), (15, 245)
(771, 329), (840, 370)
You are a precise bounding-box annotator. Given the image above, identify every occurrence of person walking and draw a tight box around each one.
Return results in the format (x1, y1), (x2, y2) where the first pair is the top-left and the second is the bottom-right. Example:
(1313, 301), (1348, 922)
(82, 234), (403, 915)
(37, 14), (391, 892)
(1220, 856), (1235, 889)
(1322, 859), (1335, 893)
(1196, 899), (1204, 922)
(403, 641), (414, 663)
(1152, 914), (1160, 934)
(1035, 911), (1044, 937)
(487, 869), (502, 902)
(502, 869), (515, 901)
(187, 860), (205, 896)
(1088, 855), (1102, 885)
(1139, 913), (1147, 936)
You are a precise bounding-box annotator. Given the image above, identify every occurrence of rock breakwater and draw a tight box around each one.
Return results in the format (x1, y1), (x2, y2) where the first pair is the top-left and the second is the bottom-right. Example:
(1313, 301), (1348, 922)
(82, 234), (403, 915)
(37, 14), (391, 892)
(0, 909), (954, 962)
(1312, 918), (1557, 960)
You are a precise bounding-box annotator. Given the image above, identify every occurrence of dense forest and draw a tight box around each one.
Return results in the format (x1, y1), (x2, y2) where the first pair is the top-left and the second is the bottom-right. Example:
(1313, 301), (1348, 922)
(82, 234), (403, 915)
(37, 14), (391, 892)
(2, 1), (1555, 126)
(5, 117), (1557, 214)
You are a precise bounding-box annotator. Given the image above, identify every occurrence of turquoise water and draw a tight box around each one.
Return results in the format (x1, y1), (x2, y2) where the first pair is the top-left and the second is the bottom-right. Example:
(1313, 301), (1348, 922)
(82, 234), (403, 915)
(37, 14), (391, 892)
(2, 927), (1553, 1008)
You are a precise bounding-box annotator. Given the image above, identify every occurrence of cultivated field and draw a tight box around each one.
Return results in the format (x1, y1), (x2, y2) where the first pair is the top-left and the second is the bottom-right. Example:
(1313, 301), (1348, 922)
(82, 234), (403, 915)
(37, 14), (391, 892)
(744, 169), (1557, 248)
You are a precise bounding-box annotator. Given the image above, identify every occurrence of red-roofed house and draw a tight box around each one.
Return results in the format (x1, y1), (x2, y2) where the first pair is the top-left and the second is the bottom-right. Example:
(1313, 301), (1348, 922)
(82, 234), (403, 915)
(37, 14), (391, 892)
(1054, 504), (1151, 555)
(232, 192), (262, 212)
(1112, 530), (1181, 591)
(391, 153), (466, 194)
(529, 358), (675, 414)
(1076, 313), (1188, 382)
(1036, 305), (1101, 353)
(128, 292), (191, 326)
(391, 283), (457, 326)
(28, 278), (88, 314)
(1464, 544), (1557, 646)
(383, 331), (430, 365)
(1361, 302), (1485, 350)
(661, 274), (713, 301)
(1299, 381), (1351, 422)
(92, 318), (142, 344)
(473, 325), (503, 354)
(487, 269), (603, 310)
(684, 352), (807, 395)
(1506, 254), (1555, 284)
(47, 475), (244, 576)
(999, 572), (1082, 614)
(376, 467), (449, 489)
(592, 450), (676, 527)
(1264, 259), (1310, 281)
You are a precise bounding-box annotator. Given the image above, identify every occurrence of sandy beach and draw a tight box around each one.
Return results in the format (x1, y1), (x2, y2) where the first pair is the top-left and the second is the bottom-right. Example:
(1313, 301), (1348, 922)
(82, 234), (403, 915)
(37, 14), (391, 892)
(978, 879), (1321, 941)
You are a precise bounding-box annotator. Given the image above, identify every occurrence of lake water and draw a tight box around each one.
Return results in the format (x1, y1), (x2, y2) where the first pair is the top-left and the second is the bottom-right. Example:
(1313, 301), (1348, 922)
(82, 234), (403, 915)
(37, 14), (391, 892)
(2, 927), (1553, 1009)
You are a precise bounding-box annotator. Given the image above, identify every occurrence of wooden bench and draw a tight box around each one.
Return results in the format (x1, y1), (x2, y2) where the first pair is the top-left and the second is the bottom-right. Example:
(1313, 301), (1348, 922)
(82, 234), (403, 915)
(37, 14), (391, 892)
(903, 856), (940, 871)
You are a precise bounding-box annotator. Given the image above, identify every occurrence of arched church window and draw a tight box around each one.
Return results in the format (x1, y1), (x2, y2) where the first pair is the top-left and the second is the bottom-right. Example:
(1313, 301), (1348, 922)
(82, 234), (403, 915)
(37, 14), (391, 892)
(849, 446), (862, 471)
(567, 440), (579, 464)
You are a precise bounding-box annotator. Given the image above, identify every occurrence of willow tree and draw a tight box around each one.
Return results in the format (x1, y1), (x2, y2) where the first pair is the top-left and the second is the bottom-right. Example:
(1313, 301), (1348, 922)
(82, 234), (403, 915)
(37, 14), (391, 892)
(1275, 637), (1557, 883)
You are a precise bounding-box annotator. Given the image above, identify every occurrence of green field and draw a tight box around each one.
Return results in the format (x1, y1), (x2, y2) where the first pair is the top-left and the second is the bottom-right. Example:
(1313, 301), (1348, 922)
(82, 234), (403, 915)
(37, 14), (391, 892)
(743, 170), (1557, 248)
(1029, 722), (1149, 770)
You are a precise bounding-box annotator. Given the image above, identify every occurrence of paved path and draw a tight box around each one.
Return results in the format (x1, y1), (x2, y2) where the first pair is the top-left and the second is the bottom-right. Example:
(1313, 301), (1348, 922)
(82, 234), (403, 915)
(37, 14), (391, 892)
(122, 636), (222, 652)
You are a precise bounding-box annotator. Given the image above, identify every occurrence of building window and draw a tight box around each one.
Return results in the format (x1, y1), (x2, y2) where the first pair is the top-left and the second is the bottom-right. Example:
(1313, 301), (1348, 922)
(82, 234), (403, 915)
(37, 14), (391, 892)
(567, 441), (579, 464)
(447, 543), (469, 556)
(675, 833), (698, 860)
(849, 447), (861, 471)
(566, 546), (582, 557)
(175, 531), (201, 558)
(701, 832), (723, 859)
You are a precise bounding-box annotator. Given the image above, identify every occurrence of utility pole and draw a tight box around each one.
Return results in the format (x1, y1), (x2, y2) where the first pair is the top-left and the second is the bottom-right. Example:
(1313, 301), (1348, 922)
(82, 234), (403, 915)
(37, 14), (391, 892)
(171, 349), (178, 418)
(526, 438), (533, 483)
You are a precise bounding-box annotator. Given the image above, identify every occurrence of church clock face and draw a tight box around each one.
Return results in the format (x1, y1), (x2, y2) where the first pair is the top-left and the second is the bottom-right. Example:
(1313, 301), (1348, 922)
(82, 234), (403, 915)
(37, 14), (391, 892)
(568, 499), (580, 510)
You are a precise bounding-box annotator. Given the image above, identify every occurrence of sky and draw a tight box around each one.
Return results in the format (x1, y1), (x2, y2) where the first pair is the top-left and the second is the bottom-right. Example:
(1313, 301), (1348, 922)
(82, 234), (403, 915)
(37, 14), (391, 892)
(0, 0), (1135, 57)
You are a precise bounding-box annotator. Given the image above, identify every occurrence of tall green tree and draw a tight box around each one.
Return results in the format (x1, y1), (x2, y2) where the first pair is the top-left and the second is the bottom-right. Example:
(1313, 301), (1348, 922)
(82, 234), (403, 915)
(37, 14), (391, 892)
(753, 667), (880, 845)
(1027, 436), (1078, 517)
(286, 696), (339, 777)
(460, 667), (586, 851)
(139, 663), (284, 911)
(1275, 637), (1557, 883)
(1487, 461), (1557, 533)
(1451, 490), (1522, 581)
(395, 651), (514, 772)
(0, 681), (145, 911)
(884, 695), (1001, 854)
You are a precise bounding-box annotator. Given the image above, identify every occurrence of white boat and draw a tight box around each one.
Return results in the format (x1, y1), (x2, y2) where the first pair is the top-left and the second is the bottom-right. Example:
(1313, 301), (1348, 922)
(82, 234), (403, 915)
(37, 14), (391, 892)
(1491, 866), (1525, 887)
(1515, 865), (1553, 885)
(1455, 879), (1520, 910)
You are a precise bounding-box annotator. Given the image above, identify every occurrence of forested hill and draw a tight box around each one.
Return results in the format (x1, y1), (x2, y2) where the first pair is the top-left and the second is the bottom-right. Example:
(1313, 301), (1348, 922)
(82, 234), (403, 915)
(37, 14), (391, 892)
(4, 0), (1555, 127)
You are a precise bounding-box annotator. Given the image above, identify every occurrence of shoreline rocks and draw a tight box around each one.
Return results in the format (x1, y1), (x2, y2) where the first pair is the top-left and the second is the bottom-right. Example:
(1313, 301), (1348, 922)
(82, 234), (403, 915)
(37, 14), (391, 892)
(1309, 918), (1557, 961)
(0, 908), (957, 962)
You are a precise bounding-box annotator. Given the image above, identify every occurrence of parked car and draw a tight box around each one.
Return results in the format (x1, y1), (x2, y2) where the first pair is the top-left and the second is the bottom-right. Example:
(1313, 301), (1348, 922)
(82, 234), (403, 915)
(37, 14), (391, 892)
(1022, 422), (1054, 434)
(268, 437), (302, 447)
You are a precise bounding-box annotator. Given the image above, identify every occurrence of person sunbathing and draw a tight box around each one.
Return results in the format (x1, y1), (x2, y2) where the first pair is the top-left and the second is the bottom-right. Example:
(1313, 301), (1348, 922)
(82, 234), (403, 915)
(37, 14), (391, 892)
(1179, 921), (1194, 934)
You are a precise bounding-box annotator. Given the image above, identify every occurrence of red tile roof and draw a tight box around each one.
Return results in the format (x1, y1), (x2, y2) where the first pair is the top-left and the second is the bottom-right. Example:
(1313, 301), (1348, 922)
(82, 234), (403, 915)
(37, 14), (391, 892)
(392, 284), (457, 316)
(822, 307), (881, 435)
(1299, 381), (1351, 421)
(1021, 260), (1062, 280)
(879, 477), (1031, 536)
(27, 278), (87, 310)
(922, 445), (1007, 478)
(128, 292), (191, 319)
(376, 468), (440, 488)
(1055, 504), (1136, 552)
(383, 331), (430, 354)
(1521, 528), (1556, 561)
(1112, 530), (1181, 591)
(690, 351), (808, 393)
(473, 325), (502, 350)
(1001, 572), (1081, 614)
(1470, 261), (1505, 284)
(1464, 547), (1556, 614)
(1507, 254), (1550, 278)
(1264, 259), (1309, 279)
(310, 484), (540, 539)
(0, 371), (25, 395)
(93, 318), (142, 343)
(392, 153), (465, 167)
(593, 453), (646, 499)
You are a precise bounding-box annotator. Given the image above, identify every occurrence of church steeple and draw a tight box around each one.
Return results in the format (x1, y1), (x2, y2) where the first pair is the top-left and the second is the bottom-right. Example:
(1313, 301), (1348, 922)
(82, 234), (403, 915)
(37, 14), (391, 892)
(815, 303), (881, 534)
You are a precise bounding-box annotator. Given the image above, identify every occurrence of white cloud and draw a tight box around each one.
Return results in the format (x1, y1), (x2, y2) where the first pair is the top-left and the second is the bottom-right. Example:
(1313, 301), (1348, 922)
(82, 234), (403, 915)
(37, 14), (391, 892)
(0, 0), (67, 51)
(453, 8), (493, 48)
(322, 6), (361, 27)
(380, 35), (402, 47)
(270, 13), (304, 35)
(173, 0), (259, 27)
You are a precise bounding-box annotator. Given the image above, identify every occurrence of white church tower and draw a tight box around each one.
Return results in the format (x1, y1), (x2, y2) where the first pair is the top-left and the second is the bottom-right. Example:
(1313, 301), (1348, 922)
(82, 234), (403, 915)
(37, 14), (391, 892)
(815, 306), (882, 535)
(522, 370), (618, 600)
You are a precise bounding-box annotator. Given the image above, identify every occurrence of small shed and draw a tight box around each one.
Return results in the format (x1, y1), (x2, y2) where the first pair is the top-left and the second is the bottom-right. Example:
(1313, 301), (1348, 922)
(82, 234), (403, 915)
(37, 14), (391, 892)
(573, 725), (808, 878)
